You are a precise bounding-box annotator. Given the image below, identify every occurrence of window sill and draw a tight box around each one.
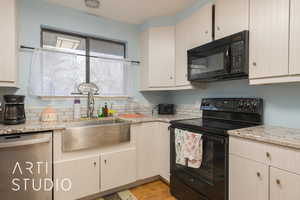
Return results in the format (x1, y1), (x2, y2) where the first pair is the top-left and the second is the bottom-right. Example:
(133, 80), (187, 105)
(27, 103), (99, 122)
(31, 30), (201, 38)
(39, 95), (132, 101)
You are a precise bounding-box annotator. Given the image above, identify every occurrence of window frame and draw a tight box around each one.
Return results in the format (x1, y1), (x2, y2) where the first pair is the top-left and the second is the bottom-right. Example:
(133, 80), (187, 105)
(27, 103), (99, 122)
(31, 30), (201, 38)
(41, 28), (127, 83)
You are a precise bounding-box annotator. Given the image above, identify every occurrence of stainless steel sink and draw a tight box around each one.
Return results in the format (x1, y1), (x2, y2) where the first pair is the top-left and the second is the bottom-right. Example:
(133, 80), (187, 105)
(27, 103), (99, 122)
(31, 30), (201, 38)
(68, 118), (129, 127)
(62, 118), (131, 152)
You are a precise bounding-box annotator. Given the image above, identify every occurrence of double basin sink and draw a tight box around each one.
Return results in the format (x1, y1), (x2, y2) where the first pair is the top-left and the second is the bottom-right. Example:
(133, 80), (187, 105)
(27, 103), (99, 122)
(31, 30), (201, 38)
(62, 118), (131, 152)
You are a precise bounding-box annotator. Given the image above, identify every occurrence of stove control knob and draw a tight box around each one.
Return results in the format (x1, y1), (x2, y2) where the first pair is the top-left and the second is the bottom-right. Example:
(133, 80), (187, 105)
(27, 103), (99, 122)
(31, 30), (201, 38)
(238, 100), (245, 110)
(251, 101), (257, 112)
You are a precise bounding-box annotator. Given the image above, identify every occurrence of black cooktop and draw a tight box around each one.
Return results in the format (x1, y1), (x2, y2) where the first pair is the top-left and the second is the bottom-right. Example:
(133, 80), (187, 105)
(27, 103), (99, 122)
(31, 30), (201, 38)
(170, 118), (260, 136)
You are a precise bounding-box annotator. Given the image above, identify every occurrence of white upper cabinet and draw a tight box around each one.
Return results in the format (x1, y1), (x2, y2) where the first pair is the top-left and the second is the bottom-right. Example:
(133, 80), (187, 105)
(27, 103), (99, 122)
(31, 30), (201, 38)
(0, 0), (18, 87)
(140, 26), (175, 88)
(249, 0), (289, 80)
(139, 30), (150, 91)
(289, 0), (300, 75)
(175, 18), (190, 87)
(215, 0), (249, 40)
(175, 2), (212, 86)
(186, 2), (213, 49)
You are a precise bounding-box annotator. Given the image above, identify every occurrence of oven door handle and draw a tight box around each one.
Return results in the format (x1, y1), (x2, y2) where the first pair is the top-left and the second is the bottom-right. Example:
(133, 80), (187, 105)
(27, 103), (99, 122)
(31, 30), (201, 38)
(0, 136), (51, 149)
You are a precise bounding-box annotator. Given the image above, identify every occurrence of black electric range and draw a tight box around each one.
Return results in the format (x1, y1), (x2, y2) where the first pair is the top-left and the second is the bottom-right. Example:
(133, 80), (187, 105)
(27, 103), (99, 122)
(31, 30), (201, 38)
(169, 98), (263, 200)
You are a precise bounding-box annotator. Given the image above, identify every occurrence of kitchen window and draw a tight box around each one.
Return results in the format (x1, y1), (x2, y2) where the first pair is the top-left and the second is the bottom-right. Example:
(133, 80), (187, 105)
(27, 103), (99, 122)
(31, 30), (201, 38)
(29, 28), (128, 97)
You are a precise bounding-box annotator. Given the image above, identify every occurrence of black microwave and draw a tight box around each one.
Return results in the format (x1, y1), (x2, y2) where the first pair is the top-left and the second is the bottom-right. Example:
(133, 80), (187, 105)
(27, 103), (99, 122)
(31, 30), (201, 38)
(188, 31), (249, 82)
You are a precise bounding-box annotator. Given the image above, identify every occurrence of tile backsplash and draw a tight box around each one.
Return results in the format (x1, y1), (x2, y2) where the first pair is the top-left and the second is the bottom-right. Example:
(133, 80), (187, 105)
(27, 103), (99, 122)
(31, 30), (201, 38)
(25, 102), (202, 122)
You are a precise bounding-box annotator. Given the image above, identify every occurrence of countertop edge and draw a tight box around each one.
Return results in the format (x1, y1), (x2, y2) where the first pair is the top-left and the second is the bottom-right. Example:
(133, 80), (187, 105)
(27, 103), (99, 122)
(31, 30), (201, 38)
(0, 115), (191, 136)
(228, 126), (300, 150)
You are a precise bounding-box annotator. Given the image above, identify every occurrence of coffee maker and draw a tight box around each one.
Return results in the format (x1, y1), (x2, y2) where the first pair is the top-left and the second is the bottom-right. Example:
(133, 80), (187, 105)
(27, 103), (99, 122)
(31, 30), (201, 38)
(2, 95), (26, 125)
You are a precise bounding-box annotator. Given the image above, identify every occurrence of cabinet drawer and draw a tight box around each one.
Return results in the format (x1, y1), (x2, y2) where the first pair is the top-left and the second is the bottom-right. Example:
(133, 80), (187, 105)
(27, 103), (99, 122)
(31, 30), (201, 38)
(230, 137), (300, 174)
(229, 137), (269, 164)
(267, 144), (300, 175)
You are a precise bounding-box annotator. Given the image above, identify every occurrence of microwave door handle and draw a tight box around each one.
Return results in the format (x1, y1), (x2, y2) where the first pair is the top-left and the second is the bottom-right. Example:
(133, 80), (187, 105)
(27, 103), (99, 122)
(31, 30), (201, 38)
(225, 48), (231, 73)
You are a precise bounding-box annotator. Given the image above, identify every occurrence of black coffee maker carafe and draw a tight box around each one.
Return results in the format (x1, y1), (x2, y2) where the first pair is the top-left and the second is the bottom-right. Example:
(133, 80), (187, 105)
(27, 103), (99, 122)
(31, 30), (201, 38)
(2, 95), (26, 125)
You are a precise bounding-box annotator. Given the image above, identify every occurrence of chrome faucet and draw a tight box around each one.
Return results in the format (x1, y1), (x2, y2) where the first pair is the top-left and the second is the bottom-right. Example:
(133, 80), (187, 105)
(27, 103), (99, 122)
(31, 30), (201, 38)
(77, 82), (99, 119)
(87, 91), (95, 118)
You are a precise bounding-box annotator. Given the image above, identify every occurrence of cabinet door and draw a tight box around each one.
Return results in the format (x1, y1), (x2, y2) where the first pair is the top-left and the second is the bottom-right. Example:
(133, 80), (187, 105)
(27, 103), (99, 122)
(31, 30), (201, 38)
(139, 30), (149, 90)
(175, 3), (212, 86)
(249, 0), (289, 79)
(175, 19), (190, 86)
(136, 123), (161, 180)
(229, 155), (268, 200)
(100, 148), (136, 192)
(215, 0), (249, 40)
(0, 0), (17, 86)
(148, 26), (175, 87)
(289, 0), (300, 75)
(158, 123), (171, 182)
(270, 167), (300, 200)
(187, 2), (213, 49)
(54, 156), (100, 200)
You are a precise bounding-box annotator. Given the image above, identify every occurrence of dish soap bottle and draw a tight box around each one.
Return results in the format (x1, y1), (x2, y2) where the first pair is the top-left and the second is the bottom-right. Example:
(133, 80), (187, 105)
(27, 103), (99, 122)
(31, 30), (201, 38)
(73, 99), (81, 120)
(104, 103), (108, 117)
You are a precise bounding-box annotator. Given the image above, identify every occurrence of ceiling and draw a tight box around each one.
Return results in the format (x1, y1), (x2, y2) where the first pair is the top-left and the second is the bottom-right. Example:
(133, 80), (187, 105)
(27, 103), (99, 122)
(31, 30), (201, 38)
(46, 0), (198, 24)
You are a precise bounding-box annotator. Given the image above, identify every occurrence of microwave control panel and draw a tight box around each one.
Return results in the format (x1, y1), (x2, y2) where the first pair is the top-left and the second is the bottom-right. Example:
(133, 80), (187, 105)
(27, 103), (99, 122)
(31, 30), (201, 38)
(231, 41), (245, 73)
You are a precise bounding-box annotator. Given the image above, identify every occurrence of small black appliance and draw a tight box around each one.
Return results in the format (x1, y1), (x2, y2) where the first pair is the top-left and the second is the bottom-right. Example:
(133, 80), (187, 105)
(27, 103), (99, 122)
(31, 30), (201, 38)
(2, 95), (26, 125)
(188, 31), (249, 82)
(158, 104), (175, 115)
(169, 98), (263, 200)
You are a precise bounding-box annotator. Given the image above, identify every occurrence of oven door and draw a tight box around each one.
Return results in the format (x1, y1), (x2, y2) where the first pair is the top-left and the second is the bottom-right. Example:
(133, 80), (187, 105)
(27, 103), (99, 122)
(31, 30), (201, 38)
(188, 44), (231, 81)
(170, 127), (228, 200)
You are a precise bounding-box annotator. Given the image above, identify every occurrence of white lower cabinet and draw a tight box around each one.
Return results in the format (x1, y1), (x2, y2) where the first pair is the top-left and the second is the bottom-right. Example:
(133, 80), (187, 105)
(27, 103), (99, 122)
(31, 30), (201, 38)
(100, 148), (137, 192)
(134, 122), (171, 182)
(158, 123), (171, 182)
(270, 167), (300, 200)
(54, 122), (171, 200)
(136, 122), (161, 179)
(229, 155), (268, 200)
(229, 137), (300, 200)
(54, 156), (100, 200)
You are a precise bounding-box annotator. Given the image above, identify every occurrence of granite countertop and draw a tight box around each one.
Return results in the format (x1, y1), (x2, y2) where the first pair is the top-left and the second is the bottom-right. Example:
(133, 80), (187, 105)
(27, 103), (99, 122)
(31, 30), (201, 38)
(0, 114), (193, 136)
(228, 125), (300, 150)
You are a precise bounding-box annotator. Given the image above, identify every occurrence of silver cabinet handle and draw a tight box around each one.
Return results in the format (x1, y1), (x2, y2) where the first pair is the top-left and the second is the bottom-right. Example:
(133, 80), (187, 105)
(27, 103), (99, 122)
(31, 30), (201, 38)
(266, 152), (271, 159)
(205, 30), (209, 34)
(93, 161), (97, 167)
(217, 26), (220, 31)
(0, 136), (50, 149)
(170, 76), (173, 80)
(253, 62), (257, 66)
